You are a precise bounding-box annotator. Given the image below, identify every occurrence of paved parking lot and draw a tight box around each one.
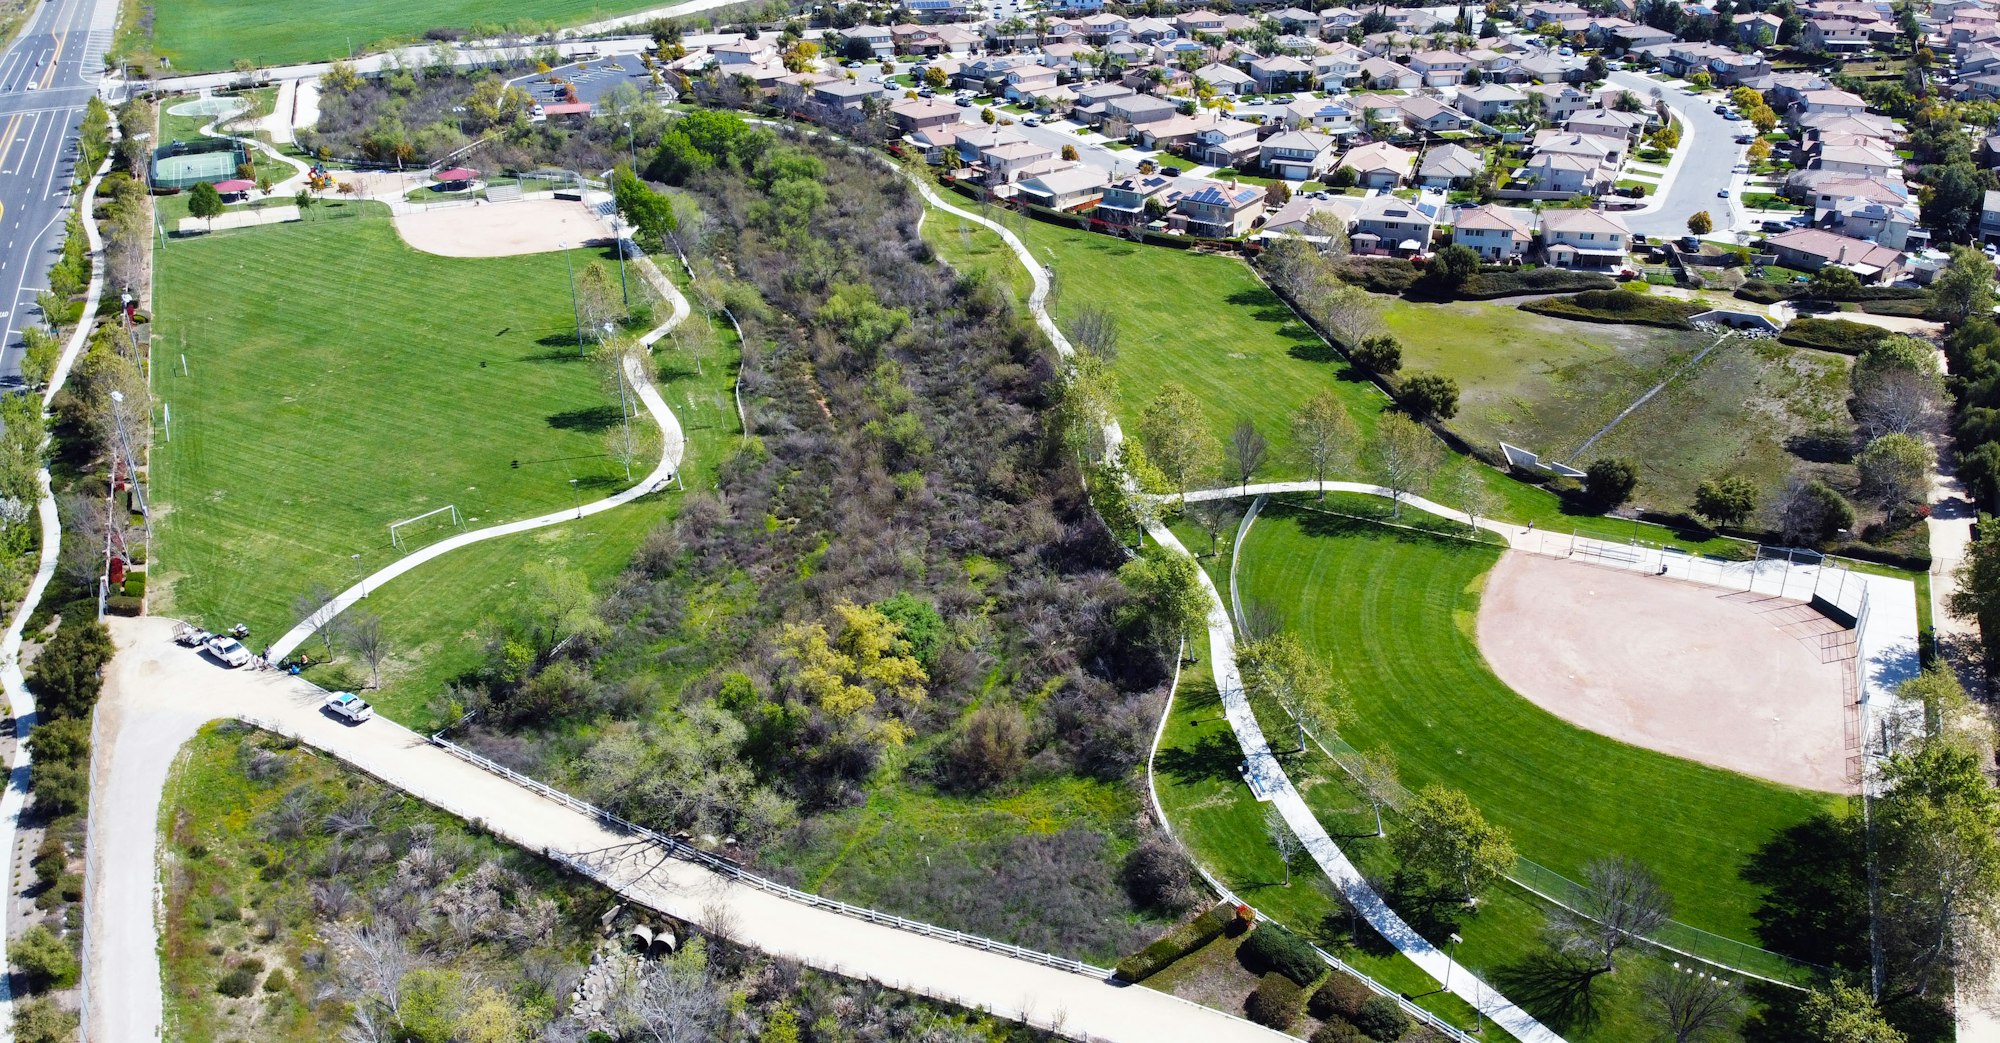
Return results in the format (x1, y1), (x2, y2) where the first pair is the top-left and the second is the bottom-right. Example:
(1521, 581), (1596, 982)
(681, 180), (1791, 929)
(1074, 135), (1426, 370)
(507, 53), (652, 107)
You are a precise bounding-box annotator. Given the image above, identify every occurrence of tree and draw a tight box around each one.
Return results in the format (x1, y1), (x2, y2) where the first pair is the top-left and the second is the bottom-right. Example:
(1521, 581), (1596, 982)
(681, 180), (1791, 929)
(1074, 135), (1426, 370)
(26, 621), (114, 722)
(1873, 732), (2000, 1001)
(1117, 544), (1209, 654)
(1807, 264), (1861, 300)
(1854, 433), (1934, 507)
(1264, 804), (1303, 887)
(340, 610), (390, 689)
(1351, 334), (1402, 374)
(1140, 383), (1218, 495)
(1364, 413), (1445, 518)
(1641, 966), (1743, 1043)
(1400, 372), (1459, 419)
(1354, 747), (1399, 836)
(1229, 419), (1268, 491)
(1584, 457), (1639, 511)
(1240, 631), (1339, 752)
(1920, 162), (1983, 243)
(776, 601), (928, 725)
(1290, 391), (1358, 499)
(1692, 474), (1757, 528)
(293, 583), (342, 659)
(1065, 303), (1119, 360)
(1553, 855), (1673, 972)
(1932, 245), (1996, 324)
(12, 925), (76, 990)
(1427, 243), (1480, 290)
(923, 65), (948, 89)
(1748, 137), (1772, 162)
(981, 106), (997, 125)
(1391, 784), (1515, 902)
(948, 703), (1028, 790)
(613, 165), (678, 247)
(1777, 474), (1855, 546)
(1685, 210), (1713, 236)
(1061, 143), (1079, 161)
(1186, 496), (1239, 555)
(1851, 336), (1946, 439)
(1796, 982), (1906, 1043)
(187, 181), (224, 229)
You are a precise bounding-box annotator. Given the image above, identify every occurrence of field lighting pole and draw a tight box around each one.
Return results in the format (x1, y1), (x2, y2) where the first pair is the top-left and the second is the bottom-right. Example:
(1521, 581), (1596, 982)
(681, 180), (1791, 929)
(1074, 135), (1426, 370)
(569, 477), (581, 519)
(352, 553), (367, 598)
(623, 120), (636, 170)
(613, 215), (630, 307)
(560, 241), (584, 357)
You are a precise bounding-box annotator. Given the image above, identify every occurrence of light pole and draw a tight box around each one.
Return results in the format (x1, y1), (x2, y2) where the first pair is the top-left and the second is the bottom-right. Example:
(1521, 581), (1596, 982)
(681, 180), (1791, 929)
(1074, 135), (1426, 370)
(560, 241), (584, 357)
(612, 215), (630, 308)
(352, 553), (367, 597)
(569, 477), (581, 518)
(623, 120), (636, 170)
(1445, 932), (1462, 993)
(606, 322), (635, 480)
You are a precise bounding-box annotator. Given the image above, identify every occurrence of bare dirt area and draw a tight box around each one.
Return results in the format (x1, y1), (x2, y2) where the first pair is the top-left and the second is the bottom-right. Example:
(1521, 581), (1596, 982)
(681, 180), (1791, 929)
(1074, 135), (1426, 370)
(1475, 551), (1856, 793)
(391, 197), (607, 258)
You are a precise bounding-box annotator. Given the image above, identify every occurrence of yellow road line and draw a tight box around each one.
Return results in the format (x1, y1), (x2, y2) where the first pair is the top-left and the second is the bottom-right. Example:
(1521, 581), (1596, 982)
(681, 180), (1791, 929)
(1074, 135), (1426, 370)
(34, 27), (65, 91)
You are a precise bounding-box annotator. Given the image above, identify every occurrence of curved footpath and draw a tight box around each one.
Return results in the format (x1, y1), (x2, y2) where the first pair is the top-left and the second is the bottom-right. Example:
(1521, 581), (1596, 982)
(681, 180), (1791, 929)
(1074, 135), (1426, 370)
(91, 617), (1295, 1043)
(911, 176), (1560, 1041)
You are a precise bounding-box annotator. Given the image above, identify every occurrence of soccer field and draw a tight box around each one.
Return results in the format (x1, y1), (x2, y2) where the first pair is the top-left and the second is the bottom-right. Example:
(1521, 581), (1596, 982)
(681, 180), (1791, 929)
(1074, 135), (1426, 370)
(1233, 502), (1839, 944)
(147, 0), (653, 72)
(151, 206), (645, 643)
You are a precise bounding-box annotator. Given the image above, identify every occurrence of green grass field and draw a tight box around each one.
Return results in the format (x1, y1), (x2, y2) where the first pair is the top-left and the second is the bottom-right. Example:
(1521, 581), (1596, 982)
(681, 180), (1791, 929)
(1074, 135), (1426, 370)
(1377, 298), (1852, 515)
(145, 0), (655, 71)
(300, 305), (743, 726)
(1232, 502), (1839, 944)
(152, 204), (643, 645)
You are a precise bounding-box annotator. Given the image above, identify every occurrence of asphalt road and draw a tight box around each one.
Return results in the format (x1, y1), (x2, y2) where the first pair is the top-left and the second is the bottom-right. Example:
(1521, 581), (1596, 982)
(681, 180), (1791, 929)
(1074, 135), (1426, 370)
(0, 0), (116, 389)
(1605, 69), (1750, 239)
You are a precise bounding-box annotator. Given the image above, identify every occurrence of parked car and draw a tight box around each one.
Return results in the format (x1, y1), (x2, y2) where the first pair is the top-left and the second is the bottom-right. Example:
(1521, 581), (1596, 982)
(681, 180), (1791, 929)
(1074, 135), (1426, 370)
(1735, 134), (1755, 144)
(1717, 188), (1730, 198)
(206, 635), (252, 667)
(1723, 111), (1741, 121)
(1162, 166), (1182, 177)
(1714, 103), (1729, 114)
(1679, 235), (1702, 252)
(1024, 115), (1041, 126)
(956, 96), (973, 107)
(324, 691), (375, 724)
(1761, 219), (1789, 232)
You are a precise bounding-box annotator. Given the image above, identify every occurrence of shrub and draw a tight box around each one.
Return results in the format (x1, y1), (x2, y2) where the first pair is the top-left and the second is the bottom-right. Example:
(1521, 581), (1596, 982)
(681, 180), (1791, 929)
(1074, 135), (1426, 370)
(1585, 457), (1638, 511)
(13, 925), (77, 990)
(1333, 259), (1419, 295)
(1310, 972), (1376, 1020)
(1312, 1021), (1367, 1043)
(263, 968), (290, 993)
(122, 571), (146, 597)
(1120, 833), (1199, 913)
(1113, 902), (1233, 982)
(1245, 974), (1306, 1030)
(1399, 373), (1458, 419)
(1519, 289), (1702, 328)
(1777, 317), (1890, 355)
(1458, 267), (1613, 299)
(1350, 334), (1402, 374)
(104, 595), (142, 616)
(1353, 995), (1411, 1040)
(12, 997), (76, 1043)
(215, 967), (257, 998)
(1241, 923), (1323, 985)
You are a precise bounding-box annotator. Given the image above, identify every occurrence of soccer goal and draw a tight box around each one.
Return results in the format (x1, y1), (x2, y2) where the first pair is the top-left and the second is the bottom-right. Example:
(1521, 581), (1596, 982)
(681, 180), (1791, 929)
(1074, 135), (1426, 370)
(388, 504), (463, 549)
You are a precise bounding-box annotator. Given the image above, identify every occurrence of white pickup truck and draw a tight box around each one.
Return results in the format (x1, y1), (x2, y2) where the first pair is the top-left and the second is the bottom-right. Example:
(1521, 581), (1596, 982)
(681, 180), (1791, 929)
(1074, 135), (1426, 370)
(324, 691), (374, 724)
(204, 635), (252, 668)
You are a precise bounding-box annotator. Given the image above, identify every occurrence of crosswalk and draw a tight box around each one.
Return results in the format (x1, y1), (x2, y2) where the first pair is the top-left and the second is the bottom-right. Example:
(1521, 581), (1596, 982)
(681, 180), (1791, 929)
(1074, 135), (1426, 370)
(78, 30), (112, 78)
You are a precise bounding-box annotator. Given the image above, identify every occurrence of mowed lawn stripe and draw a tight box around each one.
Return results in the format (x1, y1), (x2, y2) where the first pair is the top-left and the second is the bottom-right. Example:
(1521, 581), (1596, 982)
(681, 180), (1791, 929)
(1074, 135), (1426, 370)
(1234, 504), (1837, 943)
(1002, 218), (1389, 464)
(150, 0), (652, 71)
(153, 207), (631, 641)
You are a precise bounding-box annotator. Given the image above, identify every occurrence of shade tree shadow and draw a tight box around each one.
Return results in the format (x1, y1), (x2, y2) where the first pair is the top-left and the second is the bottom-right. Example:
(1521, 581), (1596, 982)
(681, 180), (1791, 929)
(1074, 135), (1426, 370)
(1490, 948), (1605, 1034)
(1153, 733), (1243, 786)
(546, 405), (624, 432)
(1739, 811), (1870, 971)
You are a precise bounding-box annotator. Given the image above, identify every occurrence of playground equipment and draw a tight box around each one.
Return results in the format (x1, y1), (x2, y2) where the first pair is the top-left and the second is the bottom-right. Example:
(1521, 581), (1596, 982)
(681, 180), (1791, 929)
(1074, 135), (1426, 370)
(306, 164), (335, 192)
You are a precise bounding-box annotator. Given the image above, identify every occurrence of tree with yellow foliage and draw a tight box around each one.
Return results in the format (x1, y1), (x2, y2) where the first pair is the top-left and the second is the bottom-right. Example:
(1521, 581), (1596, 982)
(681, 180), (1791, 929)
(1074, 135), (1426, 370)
(777, 601), (927, 737)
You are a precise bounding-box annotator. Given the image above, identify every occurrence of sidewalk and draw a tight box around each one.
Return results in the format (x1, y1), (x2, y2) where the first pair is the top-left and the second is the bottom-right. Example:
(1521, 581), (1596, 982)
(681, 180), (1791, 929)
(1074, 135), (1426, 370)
(86, 616), (1297, 1043)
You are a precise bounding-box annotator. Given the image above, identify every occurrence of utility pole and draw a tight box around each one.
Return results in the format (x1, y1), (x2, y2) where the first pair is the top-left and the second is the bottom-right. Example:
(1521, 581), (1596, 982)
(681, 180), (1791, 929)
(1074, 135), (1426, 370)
(613, 215), (630, 308)
(560, 241), (584, 357)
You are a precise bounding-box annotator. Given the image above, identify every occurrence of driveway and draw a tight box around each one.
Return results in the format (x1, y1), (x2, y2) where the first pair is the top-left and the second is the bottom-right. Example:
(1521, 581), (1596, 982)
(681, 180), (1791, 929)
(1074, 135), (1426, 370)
(87, 615), (1297, 1043)
(1605, 70), (1748, 239)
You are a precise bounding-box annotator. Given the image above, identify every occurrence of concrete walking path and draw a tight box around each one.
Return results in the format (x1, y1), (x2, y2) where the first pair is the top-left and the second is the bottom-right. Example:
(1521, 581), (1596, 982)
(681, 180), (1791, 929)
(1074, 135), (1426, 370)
(87, 616), (1296, 1043)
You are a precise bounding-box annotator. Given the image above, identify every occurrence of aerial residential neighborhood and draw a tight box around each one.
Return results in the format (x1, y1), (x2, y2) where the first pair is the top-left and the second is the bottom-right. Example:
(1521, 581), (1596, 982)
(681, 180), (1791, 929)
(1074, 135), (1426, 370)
(0, 0), (1998, 1040)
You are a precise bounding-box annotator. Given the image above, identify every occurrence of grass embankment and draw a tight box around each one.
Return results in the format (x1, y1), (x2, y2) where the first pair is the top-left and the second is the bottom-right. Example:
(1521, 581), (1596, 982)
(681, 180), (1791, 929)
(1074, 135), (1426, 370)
(1232, 502), (1839, 942)
(152, 205), (643, 644)
(145, 0), (654, 72)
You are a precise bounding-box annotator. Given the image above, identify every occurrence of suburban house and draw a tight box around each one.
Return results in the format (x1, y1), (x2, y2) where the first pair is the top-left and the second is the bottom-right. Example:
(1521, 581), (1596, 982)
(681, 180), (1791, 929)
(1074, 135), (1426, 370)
(713, 38), (776, 66)
(1101, 93), (1181, 137)
(1081, 12), (1133, 43)
(1275, 6), (1324, 33)
(1012, 166), (1111, 211)
(1189, 113), (1264, 166)
(1804, 17), (1874, 52)
(1794, 88), (1869, 121)
(979, 138), (1062, 184)
(1002, 65), (1063, 102)
(1526, 83), (1594, 122)
(841, 25), (896, 57)
(1811, 143), (1900, 179)
(1351, 196), (1440, 256)
(1455, 83), (1527, 121)
(1416, 143), (1482, 187)
(1175, 9), (1228, 34)
(1764, 227), (1903, 280)
(907, 0), (974, 21)
(1818, 195), (1920, 250)
(1532, 128), (1625, 167)
(1096, 172), (1181, 226)
(1128, 16), (1178, 42)
(1313, 45), (1368, 87)
(1260, 130), (1337, 180)
(1734, 11), (1784, 44)
(1538, 208), (1630, 267)
(1613, 23), (1677, 48)
(1398, 95), (1471, 134)
(1564, 107), (1648, 146)
(1260, 195), (1359, 237)
(1072, 81), (1136, 124)
(1176, 179), (1268, 237)
(1451, 203), (1535, 261)
(1195, 62), (1256, 93)
(1286, 95), (1357, 132)
(888, 96), (963, 135)
(1981, 190), (2000, 245)
(1247, 54), (1316, 92)
(1520, 151), (1615, 195)
(1357, 56), (1421, 89)
(1408, 49), (1473, 86)
(1338, 141), (1416, 188)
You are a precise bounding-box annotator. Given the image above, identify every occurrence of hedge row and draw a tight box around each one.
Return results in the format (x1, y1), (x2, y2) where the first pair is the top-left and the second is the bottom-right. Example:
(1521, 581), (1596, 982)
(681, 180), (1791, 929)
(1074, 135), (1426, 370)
(1113, 901), (1236, 982)
(1518, 289), (1703, 329)
(1241, 922), (1325, 986)
(1333, 258), (1420, 295)
(1777, 317), (1893, 355)
(1457, 266), (1615, 300)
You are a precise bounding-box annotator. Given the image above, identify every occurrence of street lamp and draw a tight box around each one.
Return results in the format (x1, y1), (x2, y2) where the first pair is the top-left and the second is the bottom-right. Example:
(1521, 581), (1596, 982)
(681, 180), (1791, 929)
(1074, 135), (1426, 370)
(353, 553), (367, 597)
(569, 477), (581, 518)
(612, 215), (630, 307)
(623, 120), (636, 170)
(1445, 932), (1463, 993)
(559, 241), (585, 357)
